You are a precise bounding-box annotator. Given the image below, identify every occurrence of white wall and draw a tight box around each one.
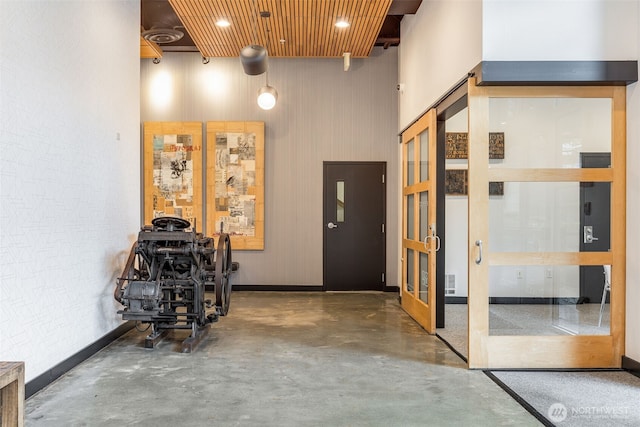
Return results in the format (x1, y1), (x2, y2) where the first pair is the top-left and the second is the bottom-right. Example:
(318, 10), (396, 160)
(398, 0), (483, 130)
(0, 1), (140, 382)
(483, 0), (638, 60)
(141, 49), (399, 287)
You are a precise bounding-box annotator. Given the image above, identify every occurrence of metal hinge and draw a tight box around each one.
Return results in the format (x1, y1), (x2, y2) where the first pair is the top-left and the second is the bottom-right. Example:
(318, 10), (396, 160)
(382, 224), (385, 233)
(382, 174), (385, 184)
(382, 273), (385, 283)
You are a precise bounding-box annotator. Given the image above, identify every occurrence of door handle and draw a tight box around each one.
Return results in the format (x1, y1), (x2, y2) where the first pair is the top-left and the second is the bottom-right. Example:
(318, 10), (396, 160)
(423, 236), (431, 250)
(327, 222), (338, 229)
(475, 240), (483, 264)
(423, 235), (441, 252)
(583, 225), (598, 243)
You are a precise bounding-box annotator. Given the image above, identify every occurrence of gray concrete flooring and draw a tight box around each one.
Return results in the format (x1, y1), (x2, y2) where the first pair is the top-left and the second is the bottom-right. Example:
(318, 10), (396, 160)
(26, 292), (540, 426)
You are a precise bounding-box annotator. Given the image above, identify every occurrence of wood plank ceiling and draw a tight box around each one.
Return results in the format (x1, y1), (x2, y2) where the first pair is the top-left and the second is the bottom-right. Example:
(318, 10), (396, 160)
(168, 0), (394, 58)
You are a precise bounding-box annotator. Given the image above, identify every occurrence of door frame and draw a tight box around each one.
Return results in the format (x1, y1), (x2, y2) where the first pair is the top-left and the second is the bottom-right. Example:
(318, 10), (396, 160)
(467, 80), (626, 369)
(579, 152), (612, 303)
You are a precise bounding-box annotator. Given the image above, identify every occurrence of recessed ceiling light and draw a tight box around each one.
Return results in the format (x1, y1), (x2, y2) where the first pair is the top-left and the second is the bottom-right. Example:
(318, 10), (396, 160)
(216, 18), (231, 27)
(335, 19), (350, 28)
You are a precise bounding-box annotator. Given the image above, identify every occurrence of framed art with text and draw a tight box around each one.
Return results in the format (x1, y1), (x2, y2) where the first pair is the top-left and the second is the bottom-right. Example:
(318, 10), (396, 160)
(206, 121), (264, 250)
(143, 122), (203, 230)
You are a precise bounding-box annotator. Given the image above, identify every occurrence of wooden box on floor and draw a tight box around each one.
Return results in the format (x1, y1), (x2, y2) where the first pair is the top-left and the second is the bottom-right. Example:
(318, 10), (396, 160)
(0, 362), (25, 427)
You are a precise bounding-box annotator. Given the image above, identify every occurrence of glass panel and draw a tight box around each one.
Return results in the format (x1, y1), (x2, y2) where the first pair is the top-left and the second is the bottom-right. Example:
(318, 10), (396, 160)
(419, 129), (429, 182)
(419, 252), (429, 303)
(488, 265), (610, 336)
(407, 139), (415, 186)
(419, 191), (429, 242)
(488, 98), (612, 168)
(406, 249), (415, 293)
(489, 182), (611, 252)
(336, 181), (345, 222)
(406, 194), (414, 240)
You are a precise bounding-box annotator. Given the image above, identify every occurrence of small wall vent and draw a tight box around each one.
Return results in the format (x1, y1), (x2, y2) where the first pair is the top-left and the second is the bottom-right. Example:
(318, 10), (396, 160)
(445, 274), (456, 295)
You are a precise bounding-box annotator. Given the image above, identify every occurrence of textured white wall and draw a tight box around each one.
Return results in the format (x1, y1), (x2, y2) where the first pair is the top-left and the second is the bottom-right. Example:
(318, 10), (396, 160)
(483, 0), (638, 60)
(141, 49), (399, 287)
(398, 0), (483, 130)
(0, 1), (140, 382)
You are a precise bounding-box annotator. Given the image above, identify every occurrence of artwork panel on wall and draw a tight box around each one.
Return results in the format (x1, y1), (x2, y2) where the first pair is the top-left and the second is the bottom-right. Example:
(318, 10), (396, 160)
(445, 169), (468, 195)
(489, 181), (504, 196)
(445, 132), (506, 159)
(489, 132), (505, 159)
(445, 132), (468, 159)
(444, 170), (505, 197)
(206, 121), (264, 250)
(143, 122), (203, 230)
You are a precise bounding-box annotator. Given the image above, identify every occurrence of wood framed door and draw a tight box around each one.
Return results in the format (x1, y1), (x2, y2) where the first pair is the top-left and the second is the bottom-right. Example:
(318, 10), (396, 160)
(401, 109), (438, 333)
(323, 162), (386, 291)
(467, 79), (626, 369)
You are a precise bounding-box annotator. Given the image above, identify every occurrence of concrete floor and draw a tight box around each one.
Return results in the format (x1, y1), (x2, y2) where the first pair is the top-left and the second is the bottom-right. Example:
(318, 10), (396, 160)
(25, 292), (540, 426)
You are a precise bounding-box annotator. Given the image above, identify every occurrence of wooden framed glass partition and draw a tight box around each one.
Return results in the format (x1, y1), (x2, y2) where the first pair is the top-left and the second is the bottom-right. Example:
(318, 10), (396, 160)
(467, 79), (626, 368)
(401, 109), (438, 333)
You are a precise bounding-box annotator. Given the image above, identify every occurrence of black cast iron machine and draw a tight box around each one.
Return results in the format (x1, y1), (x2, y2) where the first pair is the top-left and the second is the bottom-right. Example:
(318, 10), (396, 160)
(114, 217), (234, 352)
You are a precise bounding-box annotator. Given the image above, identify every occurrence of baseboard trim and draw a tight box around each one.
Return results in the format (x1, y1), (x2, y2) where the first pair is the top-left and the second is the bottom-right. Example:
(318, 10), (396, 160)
(206, 285), (399, 292)
(622, 356), (640, 379)
(26, 321), (135, 399)
(444, 297), (580, 305)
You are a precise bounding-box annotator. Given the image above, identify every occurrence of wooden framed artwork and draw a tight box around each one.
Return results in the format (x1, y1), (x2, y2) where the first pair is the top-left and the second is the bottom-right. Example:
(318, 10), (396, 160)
(143, 122), (203, 229)
(206, 121), (264, 250)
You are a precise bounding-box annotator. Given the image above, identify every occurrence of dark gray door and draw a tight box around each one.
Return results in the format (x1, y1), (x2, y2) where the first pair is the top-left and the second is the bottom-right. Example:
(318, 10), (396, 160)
(579, 153), (611, 303)
(323, 162), (386, 291)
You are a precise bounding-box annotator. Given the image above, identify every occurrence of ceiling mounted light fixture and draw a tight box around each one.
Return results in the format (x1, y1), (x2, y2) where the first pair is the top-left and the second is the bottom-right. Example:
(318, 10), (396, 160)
(335, 19), (350, 28)
(257, 85), (278, 110)
(216, 18), (231, 28)
(257, 11), (278, 110)
(239, 0), (267, 75)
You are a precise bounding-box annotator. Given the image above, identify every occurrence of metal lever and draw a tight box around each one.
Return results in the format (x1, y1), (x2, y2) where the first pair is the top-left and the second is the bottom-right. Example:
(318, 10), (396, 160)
(475, 240), (483, 264)
(583, 225), (598, 243)
(327, 222), (338, 229)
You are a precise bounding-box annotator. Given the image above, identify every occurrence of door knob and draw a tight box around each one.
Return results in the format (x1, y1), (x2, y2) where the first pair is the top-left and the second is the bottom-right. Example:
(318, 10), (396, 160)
(327, 222), (338, 229)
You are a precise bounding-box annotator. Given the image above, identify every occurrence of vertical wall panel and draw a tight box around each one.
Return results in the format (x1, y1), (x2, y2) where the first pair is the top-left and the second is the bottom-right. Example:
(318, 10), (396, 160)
(141, 47), (399, 287)
(0, 1), (140, 381)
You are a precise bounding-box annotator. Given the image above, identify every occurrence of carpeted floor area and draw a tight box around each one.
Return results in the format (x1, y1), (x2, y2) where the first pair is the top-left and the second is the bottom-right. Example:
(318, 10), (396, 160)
(488, 370), (640, 426)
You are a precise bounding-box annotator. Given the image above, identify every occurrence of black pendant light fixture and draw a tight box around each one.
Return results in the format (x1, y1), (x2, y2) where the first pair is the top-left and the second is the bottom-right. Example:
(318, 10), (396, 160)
(239, 0), (267, 75)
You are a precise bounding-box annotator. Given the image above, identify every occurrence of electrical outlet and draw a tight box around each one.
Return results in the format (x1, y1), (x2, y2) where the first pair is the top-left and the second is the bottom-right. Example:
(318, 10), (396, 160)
(546, 269), (553, 279)
(516, 270), (523, 279)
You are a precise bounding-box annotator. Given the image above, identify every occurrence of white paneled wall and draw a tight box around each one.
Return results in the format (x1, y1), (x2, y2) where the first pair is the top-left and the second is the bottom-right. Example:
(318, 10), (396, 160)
(141, 48), (399, 287)
(0, 1), (140, 382)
